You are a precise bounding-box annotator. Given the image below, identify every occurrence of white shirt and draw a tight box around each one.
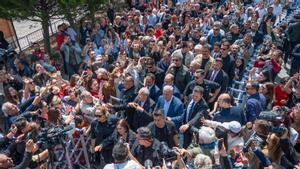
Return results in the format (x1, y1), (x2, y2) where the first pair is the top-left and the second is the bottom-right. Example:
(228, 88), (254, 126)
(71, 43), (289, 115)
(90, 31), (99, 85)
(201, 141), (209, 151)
(0, 83), (4, 96)
(104, 160), (140, 169)
(271, 4), (283, 17)
(140, 101), (145, 108)
(227, 135), (244, 152)
(256, 8), (267, 19)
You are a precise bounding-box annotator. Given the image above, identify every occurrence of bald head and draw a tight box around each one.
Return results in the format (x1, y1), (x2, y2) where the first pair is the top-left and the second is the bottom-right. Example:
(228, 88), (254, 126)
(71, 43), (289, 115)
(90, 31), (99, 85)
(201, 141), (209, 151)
(217, 93), (232, 108)
(164, 73), (174, 86)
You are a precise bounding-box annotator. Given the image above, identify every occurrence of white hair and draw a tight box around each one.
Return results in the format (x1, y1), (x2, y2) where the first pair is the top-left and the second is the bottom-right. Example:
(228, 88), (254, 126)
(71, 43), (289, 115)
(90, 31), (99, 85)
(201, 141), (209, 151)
(171, 49), (183, 60)
(163, 85), (174, 92)
(96, 68), (107, 74)
(194, 154), (213, 169)
(2, 102), (10, 117)
(139, 87), (150, 96)
(200, 37), (207, 42)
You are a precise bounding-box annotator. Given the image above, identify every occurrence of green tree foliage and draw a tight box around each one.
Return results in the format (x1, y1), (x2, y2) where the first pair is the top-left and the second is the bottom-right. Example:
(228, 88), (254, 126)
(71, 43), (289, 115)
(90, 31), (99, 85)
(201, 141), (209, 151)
(0, 0), (60, 55)
(86, 0), (108, 23)
(0, 0), (109, 54)
(58, 0), (85, 32)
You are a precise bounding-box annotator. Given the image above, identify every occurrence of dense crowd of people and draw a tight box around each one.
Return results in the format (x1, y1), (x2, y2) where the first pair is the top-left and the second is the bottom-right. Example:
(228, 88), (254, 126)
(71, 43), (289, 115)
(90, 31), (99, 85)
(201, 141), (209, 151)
(0, 0), (300, 168)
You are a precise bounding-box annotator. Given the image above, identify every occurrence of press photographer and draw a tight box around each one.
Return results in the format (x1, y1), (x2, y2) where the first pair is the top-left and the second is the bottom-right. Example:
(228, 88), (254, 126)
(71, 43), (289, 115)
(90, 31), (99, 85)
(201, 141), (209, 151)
(0, 139), (36, 169)
(1, 117), (49, 168)
(130, 127), (161, 167)
(243, 117), (300, 168)
(103, 143), (142, 169)
(259, 108), (298, 145)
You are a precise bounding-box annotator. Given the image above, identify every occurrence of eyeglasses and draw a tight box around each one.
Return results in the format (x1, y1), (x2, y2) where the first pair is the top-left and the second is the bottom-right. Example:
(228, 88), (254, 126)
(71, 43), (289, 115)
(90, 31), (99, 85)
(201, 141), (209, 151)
(137, 137), (149, 141)
(95, 114), (103, 118)
(245, 87), (252, 90)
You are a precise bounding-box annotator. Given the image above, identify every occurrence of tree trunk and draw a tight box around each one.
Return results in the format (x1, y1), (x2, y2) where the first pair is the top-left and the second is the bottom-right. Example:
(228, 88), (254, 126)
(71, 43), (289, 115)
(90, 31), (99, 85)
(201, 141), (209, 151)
(65, 12), (78, 34)
(41, 18), (51, 56)
(87, 0), (96, 23)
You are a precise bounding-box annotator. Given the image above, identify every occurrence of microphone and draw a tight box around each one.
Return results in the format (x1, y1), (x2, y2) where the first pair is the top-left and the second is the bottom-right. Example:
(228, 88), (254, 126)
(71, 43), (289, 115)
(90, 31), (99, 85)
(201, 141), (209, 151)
(144, 159), (153, 169)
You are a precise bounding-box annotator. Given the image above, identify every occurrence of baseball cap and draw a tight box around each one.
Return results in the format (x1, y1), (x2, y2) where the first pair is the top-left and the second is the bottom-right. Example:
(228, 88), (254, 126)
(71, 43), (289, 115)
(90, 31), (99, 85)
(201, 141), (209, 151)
(223, 121), (241, 133)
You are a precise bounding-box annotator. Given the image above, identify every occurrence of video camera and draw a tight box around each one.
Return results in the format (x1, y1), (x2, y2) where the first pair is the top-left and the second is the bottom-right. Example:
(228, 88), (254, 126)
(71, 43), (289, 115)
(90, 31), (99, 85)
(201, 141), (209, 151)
(158, 142), (177, 162)
(23, 125), (73, 150)
(258, 110), (288, 136)
(243, 132), (266, 151)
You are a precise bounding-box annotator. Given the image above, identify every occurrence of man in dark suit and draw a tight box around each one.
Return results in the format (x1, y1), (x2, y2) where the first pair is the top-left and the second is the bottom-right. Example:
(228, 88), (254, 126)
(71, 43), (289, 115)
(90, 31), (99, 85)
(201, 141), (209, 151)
(163, 73), (181, 99)
(184, 69), (221, 105)
(111, 75), (137, 105)
(146, 59), (165, 89)
(113, 87), (155, 132)
(218, 43), (235, 83)
(179, 86), (209, 148)
(212, 93), (246, 125)
(156, 85), (184, 129)
(205, 58), (229, 92)
(251, 22), (264, 46)
(144, 73), (161, 102)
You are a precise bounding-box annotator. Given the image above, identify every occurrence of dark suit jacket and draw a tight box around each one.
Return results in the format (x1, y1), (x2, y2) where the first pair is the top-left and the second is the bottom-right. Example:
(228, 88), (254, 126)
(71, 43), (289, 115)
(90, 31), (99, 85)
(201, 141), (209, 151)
(156, 96), (184, 127)
(181, 98), (209, 128)
(252, 32), (264, 46)
(173, 85), (181, 99)
(131, 97), (156, 131)
(206, 69), (229, 92)
(122, 86), (137, 104)
(113, 97), (155, 131)
(149, 85), (162, 102)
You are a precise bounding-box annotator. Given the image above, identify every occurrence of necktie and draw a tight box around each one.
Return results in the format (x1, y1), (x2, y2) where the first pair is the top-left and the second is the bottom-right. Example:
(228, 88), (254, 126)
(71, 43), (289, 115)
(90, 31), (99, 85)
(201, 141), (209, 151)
(186, 101), (195, 122)
(210, 70), (216, 81)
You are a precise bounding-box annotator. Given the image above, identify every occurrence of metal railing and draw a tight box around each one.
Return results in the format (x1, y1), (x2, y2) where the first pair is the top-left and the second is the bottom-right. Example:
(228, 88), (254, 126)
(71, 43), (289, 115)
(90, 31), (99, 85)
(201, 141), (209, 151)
(51, 128), (91, 169)
(10, 19), (66, 51)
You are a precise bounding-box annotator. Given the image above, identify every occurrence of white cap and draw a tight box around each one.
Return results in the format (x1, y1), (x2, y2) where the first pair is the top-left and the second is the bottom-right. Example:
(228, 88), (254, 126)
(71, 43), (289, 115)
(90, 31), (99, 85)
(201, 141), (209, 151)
(194, 44), (202, 50)
(223, 121), (241, 133)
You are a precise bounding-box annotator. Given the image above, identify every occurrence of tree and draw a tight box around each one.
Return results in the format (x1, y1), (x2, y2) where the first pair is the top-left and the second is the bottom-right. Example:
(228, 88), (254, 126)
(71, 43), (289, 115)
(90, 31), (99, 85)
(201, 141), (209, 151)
(0, 0), (110, 55)
(0, 0), (60, 55)
(58, 0), (86, 32)
(86, 0), (108, 23)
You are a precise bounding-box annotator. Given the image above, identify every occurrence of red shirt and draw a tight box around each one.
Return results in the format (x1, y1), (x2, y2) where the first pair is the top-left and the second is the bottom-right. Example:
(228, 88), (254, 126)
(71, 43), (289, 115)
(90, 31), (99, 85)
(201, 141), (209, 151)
(56, 33), (64, 50)
(90, 91), (99, 98)
(32, 49), (45, 61)
(254, 58), (281, 74)
(154, 29), (164, 39)
(273, 84), (289, 106)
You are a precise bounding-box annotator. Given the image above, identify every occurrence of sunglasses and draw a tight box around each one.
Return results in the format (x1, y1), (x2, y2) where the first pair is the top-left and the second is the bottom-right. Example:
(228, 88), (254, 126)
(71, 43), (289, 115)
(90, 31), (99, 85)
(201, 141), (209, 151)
(95, 114), (103, 118)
